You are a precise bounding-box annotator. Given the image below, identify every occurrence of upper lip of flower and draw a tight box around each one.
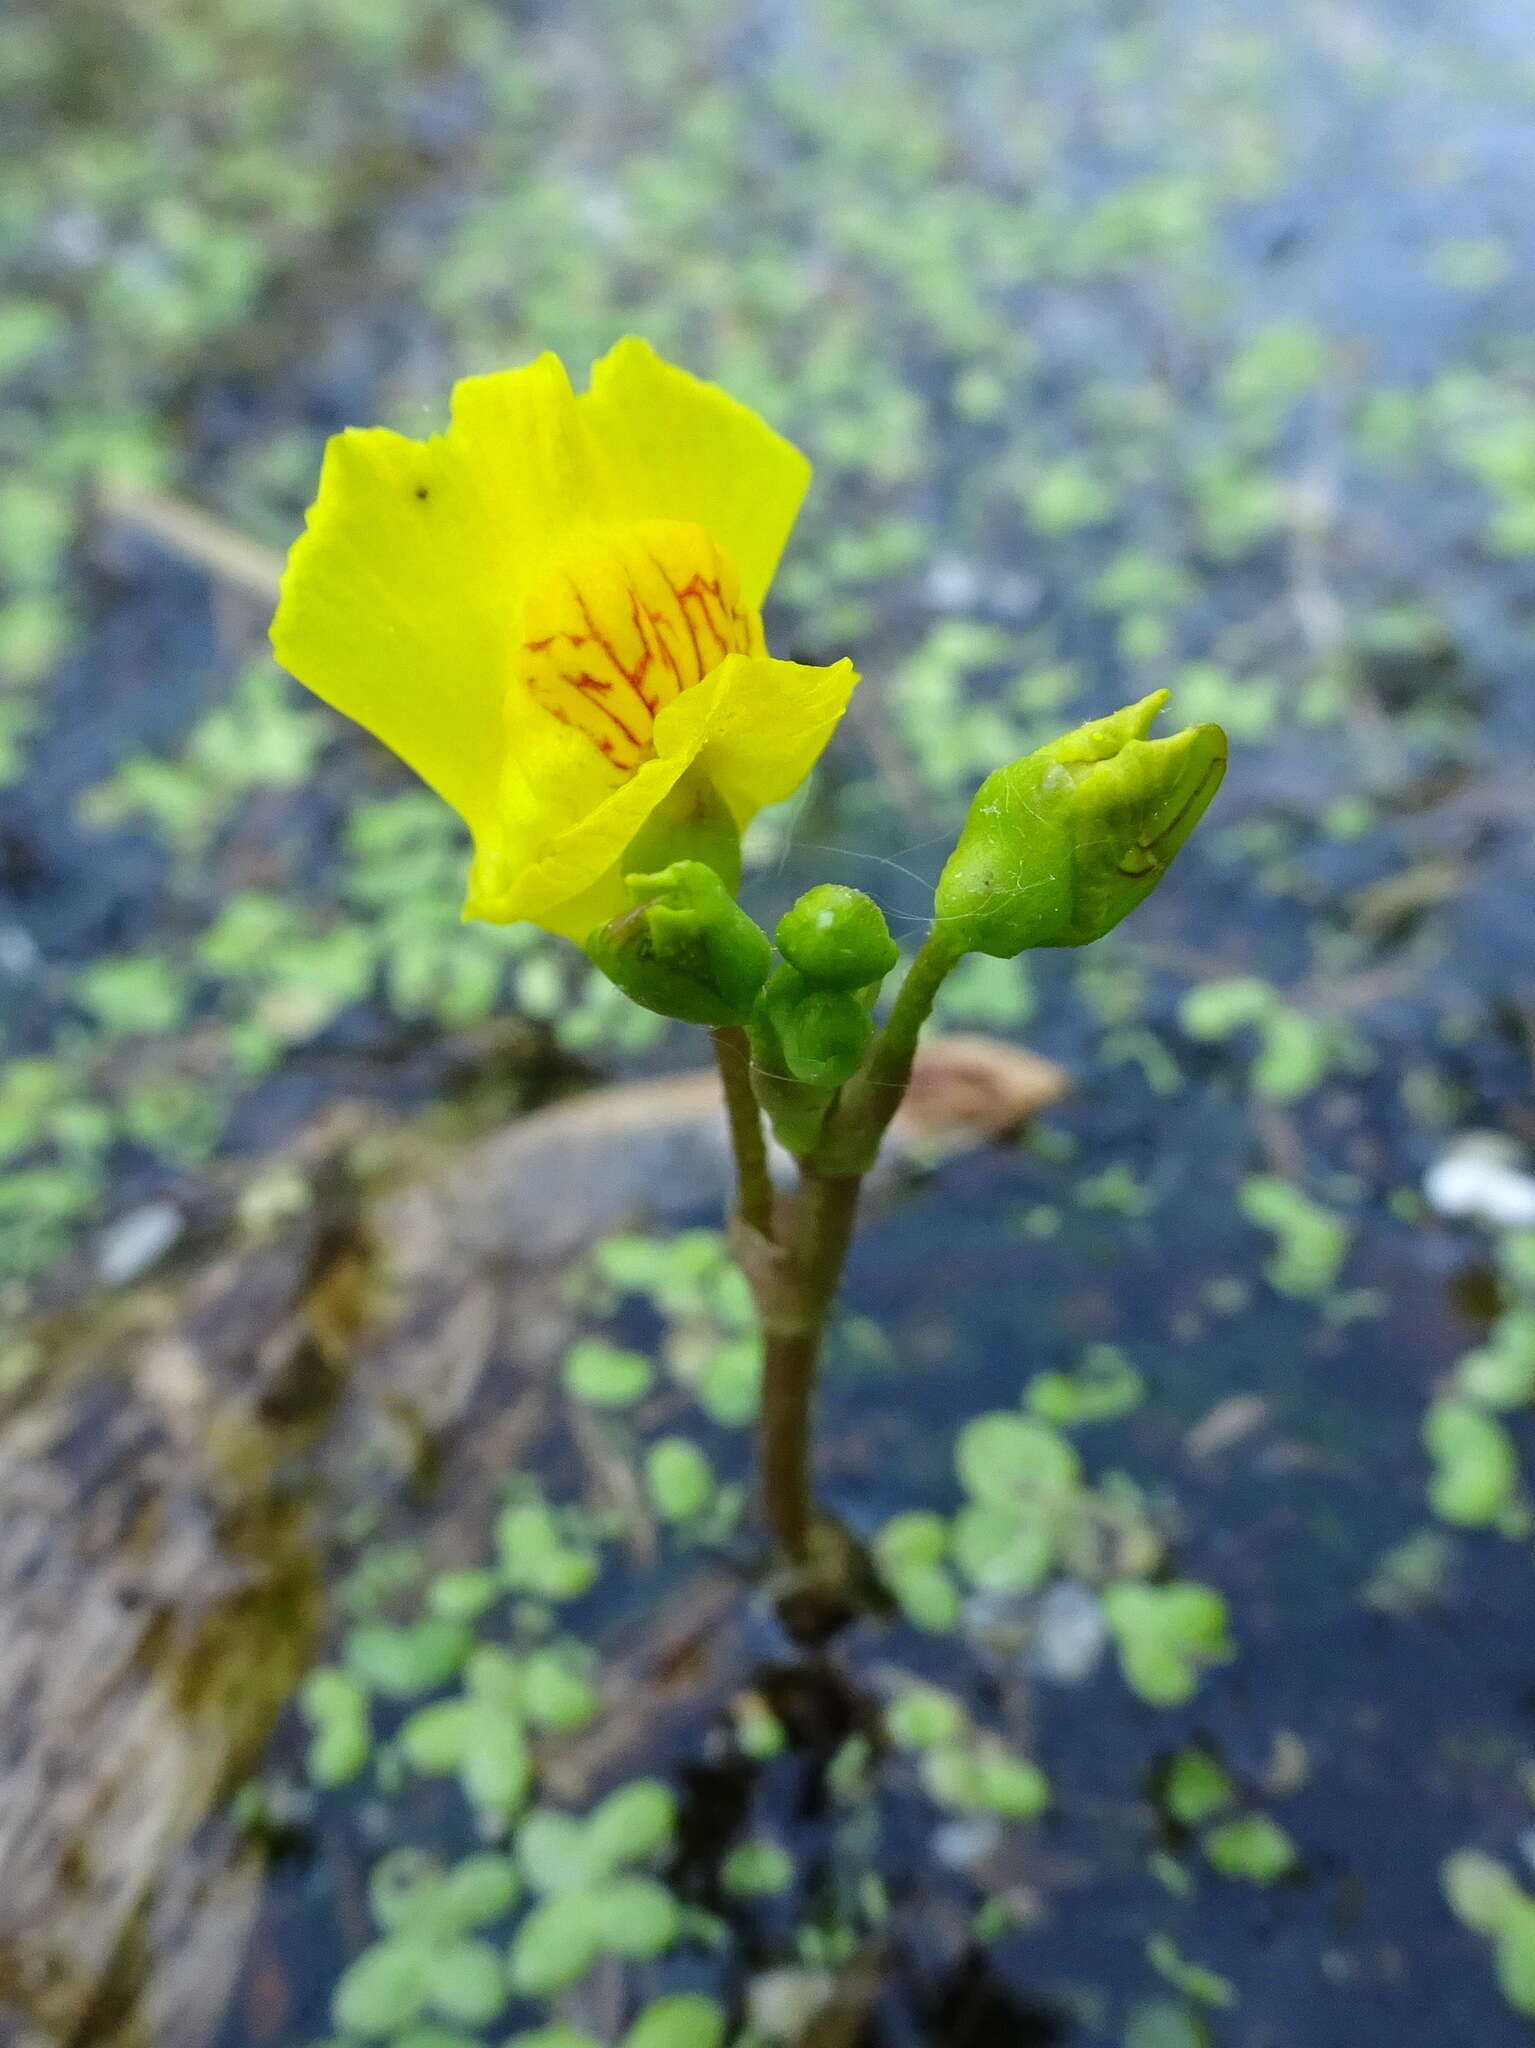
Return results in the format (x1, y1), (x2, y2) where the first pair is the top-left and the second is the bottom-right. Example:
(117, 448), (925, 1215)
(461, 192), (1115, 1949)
(1081, 716), (1228, 881)
(1117, 734), (1228, 874)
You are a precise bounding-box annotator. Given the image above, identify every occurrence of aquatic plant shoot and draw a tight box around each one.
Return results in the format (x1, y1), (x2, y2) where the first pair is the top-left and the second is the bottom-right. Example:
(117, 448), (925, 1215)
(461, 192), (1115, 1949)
(273, 340), (1226, 1620)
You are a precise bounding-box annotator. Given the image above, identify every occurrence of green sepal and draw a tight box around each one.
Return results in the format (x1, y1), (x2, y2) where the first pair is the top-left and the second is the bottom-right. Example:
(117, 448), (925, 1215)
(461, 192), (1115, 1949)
(746, 998), (836, 1158)
(622, 769), (742, 893)
(934, 691), (1226, 959)
(776, 885), (899, 991)
(586, 861), (771, 1027)
(763, 965), (874, 1089)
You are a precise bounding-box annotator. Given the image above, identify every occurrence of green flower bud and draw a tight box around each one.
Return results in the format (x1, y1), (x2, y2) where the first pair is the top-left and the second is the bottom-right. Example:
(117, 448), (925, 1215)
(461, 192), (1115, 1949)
(764, 964), (873, 1089)
(586, 861), (771, 1026)
(776, 885), (900, 991)
(935, 691), (1226, 958)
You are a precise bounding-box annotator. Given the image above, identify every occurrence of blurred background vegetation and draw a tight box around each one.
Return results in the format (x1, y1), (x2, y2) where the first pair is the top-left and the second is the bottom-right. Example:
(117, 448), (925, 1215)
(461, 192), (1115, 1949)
(6, 0), (1532, 1304)
(6, 0), (1535, 2042)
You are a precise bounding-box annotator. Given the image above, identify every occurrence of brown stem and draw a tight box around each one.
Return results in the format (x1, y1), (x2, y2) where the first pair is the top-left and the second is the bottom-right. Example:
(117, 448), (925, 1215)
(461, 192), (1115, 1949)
(710, 1024), (776, 1243)
(755, 1168), (862, 1563)
(759, 1326), (817, 1562)
(797, 1168), (862, 1319)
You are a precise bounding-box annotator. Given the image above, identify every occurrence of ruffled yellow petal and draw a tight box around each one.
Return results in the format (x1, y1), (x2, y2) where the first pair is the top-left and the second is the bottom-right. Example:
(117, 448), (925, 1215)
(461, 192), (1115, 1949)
(271, 352), (591, 850)
(688, 651), (861, 825)
(581, 338), (811, 610)
(467, 653), (859, 940)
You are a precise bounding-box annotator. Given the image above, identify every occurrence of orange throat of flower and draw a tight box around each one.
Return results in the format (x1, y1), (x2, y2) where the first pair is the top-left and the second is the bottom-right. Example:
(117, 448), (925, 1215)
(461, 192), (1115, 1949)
(518, 518), (764, 777)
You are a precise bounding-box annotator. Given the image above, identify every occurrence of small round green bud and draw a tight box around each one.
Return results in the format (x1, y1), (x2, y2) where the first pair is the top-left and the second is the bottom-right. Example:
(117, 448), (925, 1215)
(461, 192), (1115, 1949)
(764, 965), (873, 1089)
(776, 885), (900, 991)
(586, 861), (771, 1027)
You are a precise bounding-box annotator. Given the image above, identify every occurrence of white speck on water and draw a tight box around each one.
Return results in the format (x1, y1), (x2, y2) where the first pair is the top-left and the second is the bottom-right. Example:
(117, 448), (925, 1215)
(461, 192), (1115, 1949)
(1424, 1132), (1535, 1230)
(747, 1968), (839, 2040)
(0, 925), (39, 976)
(923, 554), (984, 611)
(932, 1815), (1004, 1870)
(1025, 1580), (1110, 1685)
(96, 1201), (184, 1285)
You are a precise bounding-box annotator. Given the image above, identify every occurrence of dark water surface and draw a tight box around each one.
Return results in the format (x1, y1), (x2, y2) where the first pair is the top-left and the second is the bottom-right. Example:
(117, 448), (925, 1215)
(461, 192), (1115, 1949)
(8, 0), (1535, 2041)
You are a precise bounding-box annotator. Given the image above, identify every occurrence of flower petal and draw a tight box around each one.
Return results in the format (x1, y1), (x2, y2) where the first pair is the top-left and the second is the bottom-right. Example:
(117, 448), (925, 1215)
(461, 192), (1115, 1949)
(470, 746), (701, 940)
(581, 338), (811, 610)
(469, 654), (857, 939)
(688, 652), (861, 823)
(271, 353), (593, 848)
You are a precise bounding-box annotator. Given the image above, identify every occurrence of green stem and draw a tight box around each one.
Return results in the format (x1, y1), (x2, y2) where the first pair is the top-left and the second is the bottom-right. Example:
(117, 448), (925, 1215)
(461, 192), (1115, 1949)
(821, 927), (963, 1171)
(710, 1024), (776, 1243)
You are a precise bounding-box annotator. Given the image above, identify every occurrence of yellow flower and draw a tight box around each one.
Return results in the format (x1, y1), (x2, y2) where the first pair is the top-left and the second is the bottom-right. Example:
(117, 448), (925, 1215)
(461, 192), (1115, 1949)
(271, 338), (858, 940)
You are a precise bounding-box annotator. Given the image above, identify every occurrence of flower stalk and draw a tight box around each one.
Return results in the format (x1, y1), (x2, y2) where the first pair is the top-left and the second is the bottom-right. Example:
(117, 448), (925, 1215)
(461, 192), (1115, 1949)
(722, 930), (961, 1608)
(708, 1026), (776, 1245)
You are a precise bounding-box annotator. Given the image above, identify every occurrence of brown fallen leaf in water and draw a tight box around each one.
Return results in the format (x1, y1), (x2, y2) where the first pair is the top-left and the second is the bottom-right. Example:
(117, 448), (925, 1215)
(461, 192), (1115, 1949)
(1185, 1393), (1272, 1458)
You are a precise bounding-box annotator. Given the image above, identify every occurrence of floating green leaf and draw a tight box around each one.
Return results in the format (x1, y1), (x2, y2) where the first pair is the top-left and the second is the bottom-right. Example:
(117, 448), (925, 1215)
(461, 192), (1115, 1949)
(516, 1810), (598, 1897)
(623, 1993), (728, 2048)
(1145, 1934), (1238, 2009)
(1123, 1998), (1211, 2048)
(722, 1840), (796, 1897)
(1443, 1852), (1535, 2016)
(1203, 1814), (1296, 1884)
(520, 1649), (599, 1733)
(505, 1893), (603, 1997)
(1161, 1749), (1235, 1827)
(1424, 1399), (1520, 1527)
(1238, 1177), (1350, 1298)
(874, 1511), (950, 1573)
(496, 1501), (599, 1601)
(889, 1560), (963, 1632)
(974, 1745), (1050, 1820)
(300, 1666), (371, 1787)
(1103, 1581), (1235, 1707)
(584, 1778), (677, 1870)
(399, 1700), (476, 1776)
(595, 1875), (683, 1956)
(886, 1685), (968, 1751)
(645, 1436), (715, 1522)
(561, 1338), (654, 1408)
(459, 1719), (533, 1818)
(951, 1500), (1054, 1594)
(345, 1622), (471, 1698)
(423, 1939), (505, 2027)
(504, 2030), (602, 2048)
(332, 1937), (430, 2037)
(1026, 1344), (1145, 1427)
(957, 1412), (1081, 1503)
(428, 1569), (502, 1624)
